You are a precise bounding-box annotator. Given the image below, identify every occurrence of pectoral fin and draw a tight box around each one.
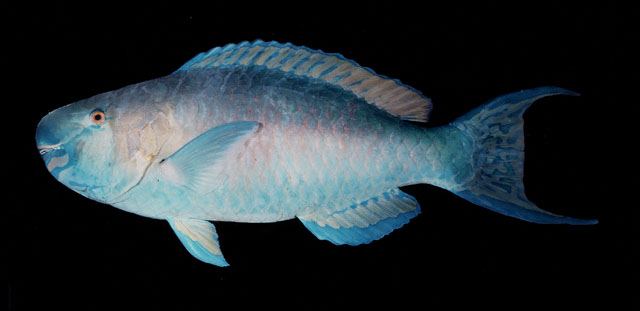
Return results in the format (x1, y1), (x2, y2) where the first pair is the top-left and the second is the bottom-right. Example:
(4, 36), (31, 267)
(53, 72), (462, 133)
(159, 121), (261, 193)
(168, 218), (229, 267)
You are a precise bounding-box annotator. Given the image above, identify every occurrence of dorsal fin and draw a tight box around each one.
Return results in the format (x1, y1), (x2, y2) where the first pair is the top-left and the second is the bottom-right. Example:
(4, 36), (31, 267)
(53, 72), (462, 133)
(177, 40), (432, 122)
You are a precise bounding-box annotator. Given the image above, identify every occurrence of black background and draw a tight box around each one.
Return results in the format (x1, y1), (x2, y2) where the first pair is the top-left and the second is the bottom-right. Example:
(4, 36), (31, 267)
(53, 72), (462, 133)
(5, 2), (633, 310)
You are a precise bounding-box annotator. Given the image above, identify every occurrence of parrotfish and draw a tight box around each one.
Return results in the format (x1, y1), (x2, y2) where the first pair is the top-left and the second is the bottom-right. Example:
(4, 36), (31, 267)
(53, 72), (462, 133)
(36, 41), (596, 266)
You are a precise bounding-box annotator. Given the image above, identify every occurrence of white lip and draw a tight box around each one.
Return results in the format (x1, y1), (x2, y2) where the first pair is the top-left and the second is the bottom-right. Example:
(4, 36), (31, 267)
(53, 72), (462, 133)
(37, 144), (61, 155)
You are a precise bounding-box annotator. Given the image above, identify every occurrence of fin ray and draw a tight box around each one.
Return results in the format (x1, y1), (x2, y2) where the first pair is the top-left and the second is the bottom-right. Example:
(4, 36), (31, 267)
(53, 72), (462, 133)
(177, 40), (432, 122)
(452, 87), (597, 225)
(160, 121), (260, 194)
(299, 188), (421, 245)
(168, 218), (229, 267)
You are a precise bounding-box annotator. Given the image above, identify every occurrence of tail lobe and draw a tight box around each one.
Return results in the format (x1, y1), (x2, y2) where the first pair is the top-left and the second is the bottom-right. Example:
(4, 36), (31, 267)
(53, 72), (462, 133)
(451, 87), (597, 225)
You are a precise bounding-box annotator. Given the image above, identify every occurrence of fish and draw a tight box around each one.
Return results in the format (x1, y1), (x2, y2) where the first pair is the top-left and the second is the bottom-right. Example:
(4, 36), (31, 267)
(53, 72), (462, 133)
(36, 40), (597, 266)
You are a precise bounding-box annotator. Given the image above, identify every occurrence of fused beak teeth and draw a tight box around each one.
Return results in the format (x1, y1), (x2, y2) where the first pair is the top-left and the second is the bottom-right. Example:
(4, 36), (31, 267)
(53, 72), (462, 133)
(37, 144), (62, 155)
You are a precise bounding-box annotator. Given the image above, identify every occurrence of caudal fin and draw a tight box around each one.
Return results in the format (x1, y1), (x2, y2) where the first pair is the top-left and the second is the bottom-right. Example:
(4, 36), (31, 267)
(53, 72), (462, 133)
(451, 87), (597, 225)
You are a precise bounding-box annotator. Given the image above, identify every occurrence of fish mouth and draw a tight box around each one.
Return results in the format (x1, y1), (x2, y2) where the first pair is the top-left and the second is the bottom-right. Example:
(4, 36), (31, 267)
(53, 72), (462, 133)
(37, 144), (62, 155)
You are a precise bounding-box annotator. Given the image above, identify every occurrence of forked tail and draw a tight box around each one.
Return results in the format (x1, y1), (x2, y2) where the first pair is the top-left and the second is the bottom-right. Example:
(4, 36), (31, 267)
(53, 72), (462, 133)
(451, 87), (597, 225)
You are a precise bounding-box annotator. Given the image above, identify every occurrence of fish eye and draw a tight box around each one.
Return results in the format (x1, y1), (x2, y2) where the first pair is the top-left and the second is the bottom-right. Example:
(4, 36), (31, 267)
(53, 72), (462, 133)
(90, 109), (105, 125)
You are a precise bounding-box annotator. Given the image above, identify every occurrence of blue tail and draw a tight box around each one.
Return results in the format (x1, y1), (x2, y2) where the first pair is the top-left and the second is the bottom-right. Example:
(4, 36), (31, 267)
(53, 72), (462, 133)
(451, 87), (597, 225)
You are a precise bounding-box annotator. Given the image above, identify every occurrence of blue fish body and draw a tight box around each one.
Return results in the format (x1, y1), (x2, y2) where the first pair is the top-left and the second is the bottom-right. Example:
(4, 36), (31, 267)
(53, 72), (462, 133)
(36, 41), (596, 266)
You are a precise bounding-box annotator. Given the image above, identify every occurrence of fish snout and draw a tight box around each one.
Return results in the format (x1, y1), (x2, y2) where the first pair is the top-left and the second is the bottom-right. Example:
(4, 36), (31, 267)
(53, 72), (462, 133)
(36, 117), (62, 155)
(36, 114), (70, 174)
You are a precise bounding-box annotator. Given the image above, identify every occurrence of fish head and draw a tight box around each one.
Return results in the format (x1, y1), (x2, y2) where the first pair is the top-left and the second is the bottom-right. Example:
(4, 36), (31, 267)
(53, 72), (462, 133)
(36, 97), (132, 203)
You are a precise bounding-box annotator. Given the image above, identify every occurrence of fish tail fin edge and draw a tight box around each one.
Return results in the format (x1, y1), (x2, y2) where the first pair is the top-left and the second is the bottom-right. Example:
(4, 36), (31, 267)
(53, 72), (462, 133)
(451, 87), (597, 225)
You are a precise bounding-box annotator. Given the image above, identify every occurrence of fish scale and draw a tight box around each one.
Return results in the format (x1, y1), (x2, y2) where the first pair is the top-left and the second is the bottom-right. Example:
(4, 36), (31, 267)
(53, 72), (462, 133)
(149, 67), (430, 221)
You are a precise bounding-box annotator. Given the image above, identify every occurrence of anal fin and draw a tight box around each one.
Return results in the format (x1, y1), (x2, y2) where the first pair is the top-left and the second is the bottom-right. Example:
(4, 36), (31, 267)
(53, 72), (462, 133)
(298, 188), (421, 246)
